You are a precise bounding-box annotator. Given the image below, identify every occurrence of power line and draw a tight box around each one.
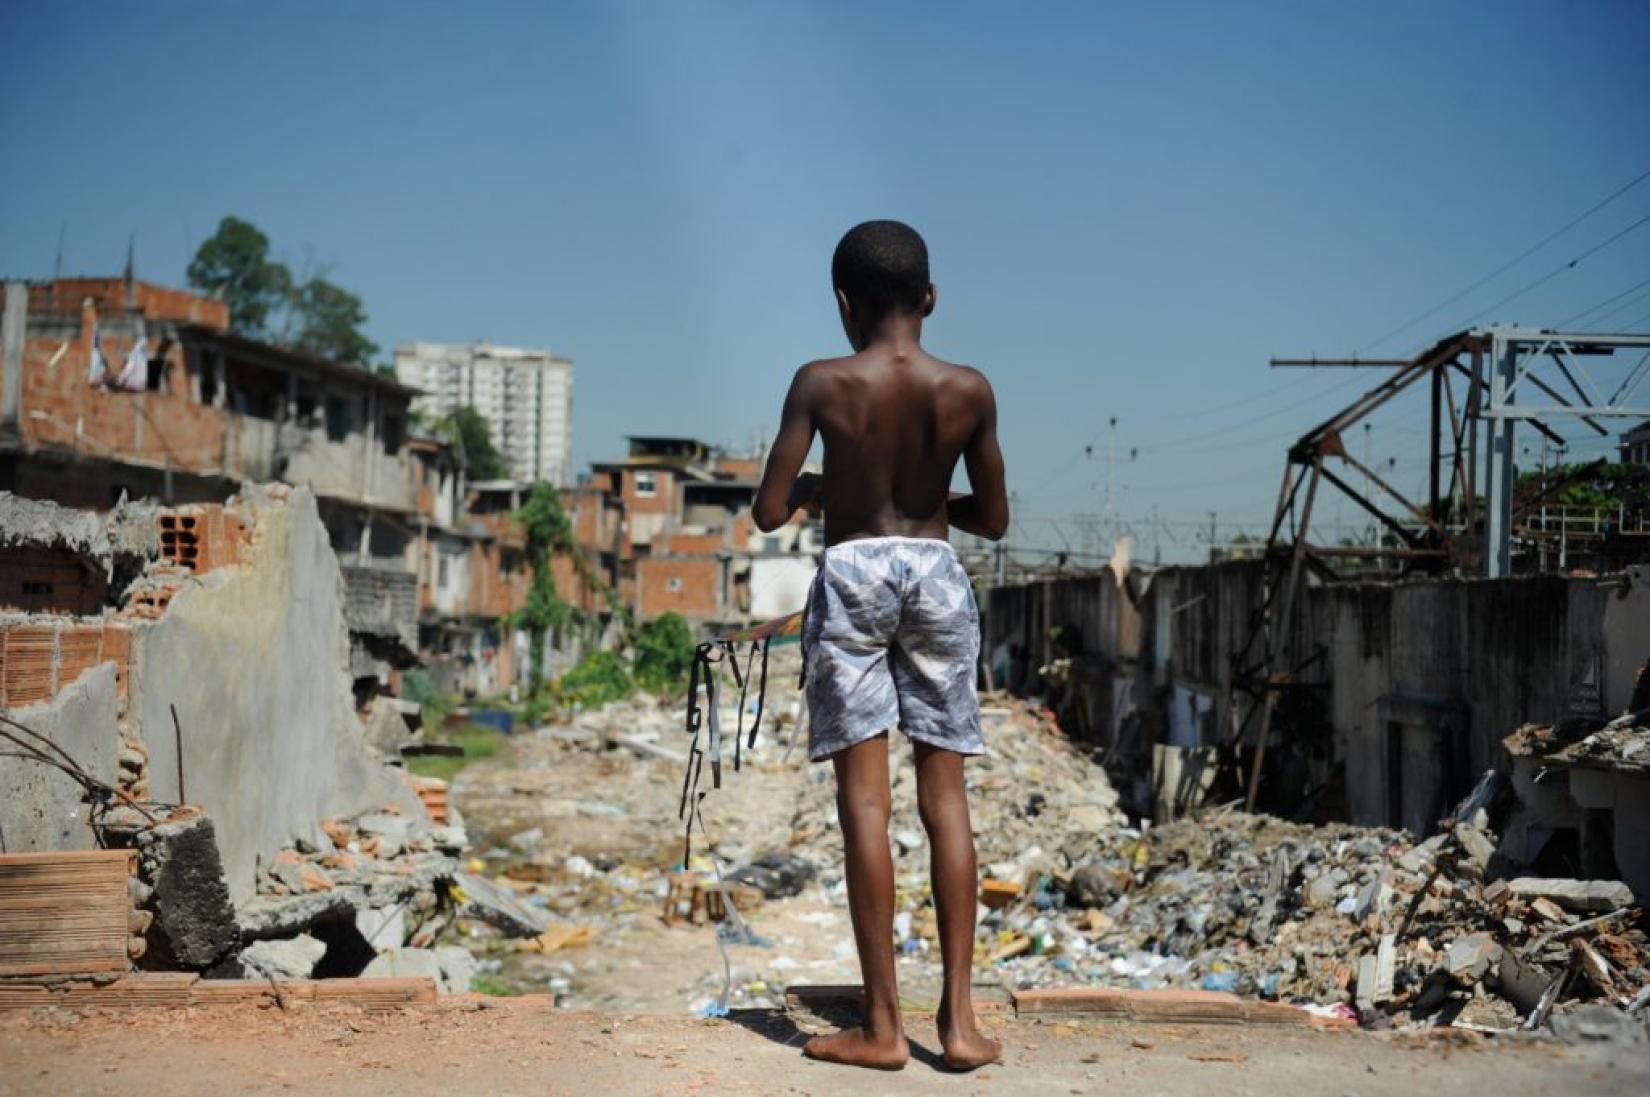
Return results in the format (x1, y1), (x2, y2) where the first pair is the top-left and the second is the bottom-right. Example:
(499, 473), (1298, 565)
(1560, 276), (1650, 327)
(1585, 285), (1650, 331)
(1449, 210), (1650, 333)
(1359, 165), (1650, 353)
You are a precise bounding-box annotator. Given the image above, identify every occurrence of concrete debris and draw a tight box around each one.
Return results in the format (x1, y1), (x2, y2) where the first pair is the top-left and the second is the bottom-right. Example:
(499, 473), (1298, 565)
(237, 934), (325, 980)
(362, 946), (476, 994)
(132, 815), (238, 970)
(453, 871), (549, 938)
(730, 852), (816, 900)
(1505, 878), (1636, 914)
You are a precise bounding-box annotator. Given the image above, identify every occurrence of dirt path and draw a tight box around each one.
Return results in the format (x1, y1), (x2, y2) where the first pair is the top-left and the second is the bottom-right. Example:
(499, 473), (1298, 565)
(4, 999), (1644, 1096)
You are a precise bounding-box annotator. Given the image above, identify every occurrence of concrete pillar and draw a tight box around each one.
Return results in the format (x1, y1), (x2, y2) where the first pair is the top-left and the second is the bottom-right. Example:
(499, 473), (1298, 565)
(1, 282), (26, 434)
(1484, 332), (1517, 578)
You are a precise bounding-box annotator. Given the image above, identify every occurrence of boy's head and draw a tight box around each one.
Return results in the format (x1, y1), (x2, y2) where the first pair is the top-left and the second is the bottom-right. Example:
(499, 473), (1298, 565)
(831, 220), (934, 336)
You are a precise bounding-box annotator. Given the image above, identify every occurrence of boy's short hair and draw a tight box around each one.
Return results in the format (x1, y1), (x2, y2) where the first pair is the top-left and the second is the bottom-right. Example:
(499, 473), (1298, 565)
(832, 220), (929, 317)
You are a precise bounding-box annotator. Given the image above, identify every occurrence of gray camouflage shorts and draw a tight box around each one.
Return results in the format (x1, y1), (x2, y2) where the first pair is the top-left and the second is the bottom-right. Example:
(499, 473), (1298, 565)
(802, 536), (983, 762)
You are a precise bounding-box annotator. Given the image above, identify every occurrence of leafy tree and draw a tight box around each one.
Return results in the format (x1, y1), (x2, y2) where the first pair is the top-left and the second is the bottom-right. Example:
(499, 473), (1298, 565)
(512, 481), (634, 697)
(291, 277), (378, 364)
(1517, 461), (1648, 510)
(186, 216), (292, 336)
(514, 481), (578, 694)
(442, 406), (510, 481)
(633, 612), (696, 693)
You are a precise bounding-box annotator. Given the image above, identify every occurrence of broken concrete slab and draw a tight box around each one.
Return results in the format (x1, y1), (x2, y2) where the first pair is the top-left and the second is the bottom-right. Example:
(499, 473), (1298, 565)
(1444, 933), (1503, 984)
(238, 890), (356, 940)
(238, 934), (325, 980)
(134, 816), (238, 969)
(354, 906), (406, 952)
(1506, 877), (1635, 914)
(1511, 877), (1636, 910)
(362, 947), (473, 994)
(453, 871), (548, 938)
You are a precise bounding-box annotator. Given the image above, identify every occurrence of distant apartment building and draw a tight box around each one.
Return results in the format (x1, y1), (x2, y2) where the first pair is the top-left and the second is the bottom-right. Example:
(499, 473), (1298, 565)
(393, 341), (573, 487)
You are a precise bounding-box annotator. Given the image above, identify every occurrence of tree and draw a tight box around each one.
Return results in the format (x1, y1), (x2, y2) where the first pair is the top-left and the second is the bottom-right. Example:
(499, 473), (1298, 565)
(515, 481), (578, 695)
(291, 277), (378, 365)
(633, 613), (696, 694)
(186, 216), (291, 336)
(442, 406), (510, 481)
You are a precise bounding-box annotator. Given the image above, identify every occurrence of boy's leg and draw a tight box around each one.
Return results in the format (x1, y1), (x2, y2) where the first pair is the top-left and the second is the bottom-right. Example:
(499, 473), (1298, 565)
(803, 732), (909, 1069)
(914, 740), (1001, 1069)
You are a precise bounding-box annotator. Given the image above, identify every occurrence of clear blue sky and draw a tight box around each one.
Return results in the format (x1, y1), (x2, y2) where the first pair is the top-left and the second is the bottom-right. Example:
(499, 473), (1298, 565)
(4, 1), (1648, 561)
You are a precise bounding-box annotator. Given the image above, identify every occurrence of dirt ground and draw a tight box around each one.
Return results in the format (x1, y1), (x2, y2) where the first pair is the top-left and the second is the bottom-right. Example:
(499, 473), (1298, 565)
(3, 998), (1646, 1097)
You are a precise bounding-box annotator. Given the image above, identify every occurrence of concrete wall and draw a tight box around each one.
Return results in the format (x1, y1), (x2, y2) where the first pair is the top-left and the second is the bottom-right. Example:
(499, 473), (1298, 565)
(129, 486), (420, 904)
(980, 562), (1649, 832)
(1315, 577), (1613, 832)
(0, 662), (120, 853)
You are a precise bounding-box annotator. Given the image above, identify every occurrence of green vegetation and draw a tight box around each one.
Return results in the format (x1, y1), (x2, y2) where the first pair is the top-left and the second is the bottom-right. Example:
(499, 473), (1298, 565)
(514, 481), (579, 694)
(633, 612), (695, 693)
(406, 722), (507, 783)
(554, 649), (634, 708)
(186, 216), (291, 337)
(468, 972), (526, 997)
(290, 276), (378, 364)
(440, 406), (511, 481)
(187, 214), (379, 365)
(1517, 461), (1648, 510)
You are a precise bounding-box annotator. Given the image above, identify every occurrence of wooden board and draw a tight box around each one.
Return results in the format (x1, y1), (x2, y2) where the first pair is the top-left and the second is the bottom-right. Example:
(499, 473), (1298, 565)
(0, 974), (439, 1011)
(0, 850), (135, 977)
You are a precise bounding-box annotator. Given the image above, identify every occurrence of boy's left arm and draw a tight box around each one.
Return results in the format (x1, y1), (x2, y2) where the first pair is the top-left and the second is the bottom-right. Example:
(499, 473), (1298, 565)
(753, 364), (820, 532)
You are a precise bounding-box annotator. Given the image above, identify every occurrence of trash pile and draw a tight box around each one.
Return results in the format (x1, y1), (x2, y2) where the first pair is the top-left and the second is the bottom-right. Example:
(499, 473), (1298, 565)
(440, 653), (1646, 1033)
(750, 700), (1646, 1033)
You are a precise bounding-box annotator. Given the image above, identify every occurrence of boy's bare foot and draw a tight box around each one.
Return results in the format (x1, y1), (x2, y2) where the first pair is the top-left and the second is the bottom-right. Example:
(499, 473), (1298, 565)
(937, 1005), (1002, 1071)
(802, 1027), (910, 1071)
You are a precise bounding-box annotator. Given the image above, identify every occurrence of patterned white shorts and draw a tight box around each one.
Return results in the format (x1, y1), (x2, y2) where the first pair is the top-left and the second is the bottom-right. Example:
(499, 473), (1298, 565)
(802, 536), (983, 762)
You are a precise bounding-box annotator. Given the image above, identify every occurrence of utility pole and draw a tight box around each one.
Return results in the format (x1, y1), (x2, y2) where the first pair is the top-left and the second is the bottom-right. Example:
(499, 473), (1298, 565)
(1208, 511), (1217, 564)
(1087, 417), (1137, 549)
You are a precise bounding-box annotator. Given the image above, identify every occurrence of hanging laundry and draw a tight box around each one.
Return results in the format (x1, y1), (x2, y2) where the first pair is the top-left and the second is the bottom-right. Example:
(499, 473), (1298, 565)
(85, 321), (109, 387)
(112, 322), (150, 392)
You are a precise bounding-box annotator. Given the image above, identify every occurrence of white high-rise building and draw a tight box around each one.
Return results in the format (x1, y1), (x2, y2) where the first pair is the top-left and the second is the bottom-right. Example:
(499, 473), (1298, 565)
(394, 341), (574, 486)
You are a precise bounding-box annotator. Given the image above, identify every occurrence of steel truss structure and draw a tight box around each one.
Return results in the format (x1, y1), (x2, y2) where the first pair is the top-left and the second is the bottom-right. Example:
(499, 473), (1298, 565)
(1231, 326), (1650, 810)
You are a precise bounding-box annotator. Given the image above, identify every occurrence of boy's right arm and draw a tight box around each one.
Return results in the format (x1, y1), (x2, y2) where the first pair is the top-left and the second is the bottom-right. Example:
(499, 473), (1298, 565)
(752, 364), (819, 532)
(948, 372), (1009, 541)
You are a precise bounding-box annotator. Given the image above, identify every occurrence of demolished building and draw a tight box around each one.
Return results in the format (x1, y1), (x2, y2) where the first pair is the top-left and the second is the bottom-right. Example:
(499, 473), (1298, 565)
(0, 487), (543, 996)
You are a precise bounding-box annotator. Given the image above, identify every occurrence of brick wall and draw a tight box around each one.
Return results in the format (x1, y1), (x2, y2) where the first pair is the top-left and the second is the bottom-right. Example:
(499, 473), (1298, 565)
(20, 327), (234, 477)
(0, 547), (108, 615)
(0, 622), (131, 710)
(637, 557), (722, 621)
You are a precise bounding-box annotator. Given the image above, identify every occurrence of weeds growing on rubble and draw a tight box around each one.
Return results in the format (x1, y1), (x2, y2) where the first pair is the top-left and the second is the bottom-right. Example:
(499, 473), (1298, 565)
(408, 723), (508, 782)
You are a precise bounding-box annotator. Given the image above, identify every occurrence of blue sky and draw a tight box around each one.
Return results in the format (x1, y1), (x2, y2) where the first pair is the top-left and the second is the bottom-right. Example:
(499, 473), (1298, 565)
(3, 1), (1648, 561)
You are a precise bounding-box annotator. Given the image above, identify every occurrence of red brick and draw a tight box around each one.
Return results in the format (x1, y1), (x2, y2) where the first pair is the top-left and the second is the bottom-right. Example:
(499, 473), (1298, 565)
(1122, 988), (1247, 1024)
(1010, 986), (1130, 1016)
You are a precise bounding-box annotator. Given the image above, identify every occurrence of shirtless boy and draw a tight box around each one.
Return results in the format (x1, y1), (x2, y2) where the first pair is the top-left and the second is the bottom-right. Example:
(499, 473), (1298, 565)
(753, 220), (1009, 1072)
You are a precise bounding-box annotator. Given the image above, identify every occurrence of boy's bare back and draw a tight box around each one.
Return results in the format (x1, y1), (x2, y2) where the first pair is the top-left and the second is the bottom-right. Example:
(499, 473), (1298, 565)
(755, 216), (1007, 545)
(781, 345), (1001, 545)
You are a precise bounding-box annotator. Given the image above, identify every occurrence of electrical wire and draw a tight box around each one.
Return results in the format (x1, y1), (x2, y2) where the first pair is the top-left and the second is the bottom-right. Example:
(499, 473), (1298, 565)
(1448, 211), (1650, 334)
(1359, 166), (1650, 353)
(1560, 277), (1650, 327)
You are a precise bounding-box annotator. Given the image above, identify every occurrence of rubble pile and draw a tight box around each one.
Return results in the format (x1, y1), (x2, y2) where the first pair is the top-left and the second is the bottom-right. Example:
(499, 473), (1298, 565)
(439, 656), (1646, 1032)
(214, 793), (544, 991)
